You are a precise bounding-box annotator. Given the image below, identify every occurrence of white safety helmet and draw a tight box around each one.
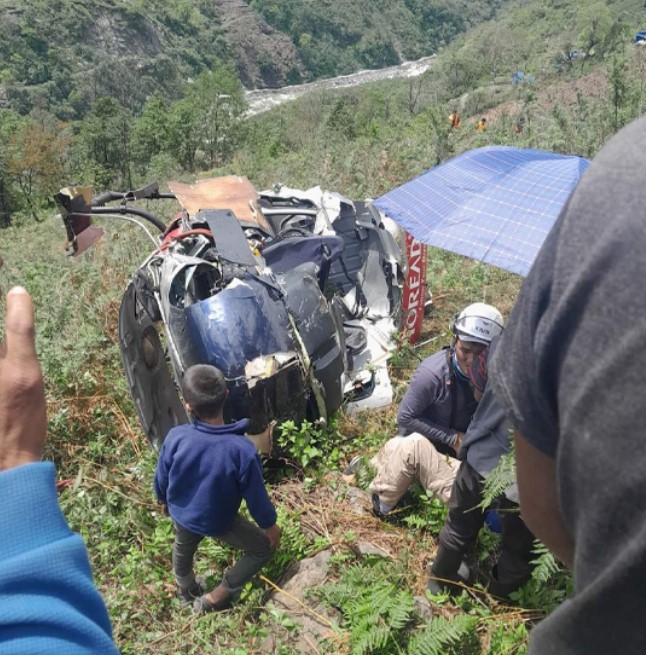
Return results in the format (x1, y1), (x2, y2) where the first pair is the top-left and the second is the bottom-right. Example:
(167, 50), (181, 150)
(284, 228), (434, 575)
(452, 302), (504, 345)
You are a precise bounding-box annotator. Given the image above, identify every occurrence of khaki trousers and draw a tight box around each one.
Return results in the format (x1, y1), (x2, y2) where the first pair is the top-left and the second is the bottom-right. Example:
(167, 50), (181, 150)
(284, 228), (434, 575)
(369, 433), (459, 507)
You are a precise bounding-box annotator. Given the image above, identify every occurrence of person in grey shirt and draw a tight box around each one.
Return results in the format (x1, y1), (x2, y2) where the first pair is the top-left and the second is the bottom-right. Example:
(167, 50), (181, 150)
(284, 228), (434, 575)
(428, 338), (535, 598)
(492, 116), (646, 653)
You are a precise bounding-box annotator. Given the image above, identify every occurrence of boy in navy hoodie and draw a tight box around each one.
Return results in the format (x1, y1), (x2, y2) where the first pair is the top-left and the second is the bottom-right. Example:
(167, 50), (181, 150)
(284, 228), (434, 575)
(154, 364), (281, 613)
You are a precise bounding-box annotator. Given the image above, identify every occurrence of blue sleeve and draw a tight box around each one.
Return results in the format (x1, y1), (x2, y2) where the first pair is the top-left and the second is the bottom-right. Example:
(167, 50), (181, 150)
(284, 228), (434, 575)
(239, 454), (277, 529)
(0, 462), (119, 655)
(154, 440), (170, 503)
(397, 361), (458, 450)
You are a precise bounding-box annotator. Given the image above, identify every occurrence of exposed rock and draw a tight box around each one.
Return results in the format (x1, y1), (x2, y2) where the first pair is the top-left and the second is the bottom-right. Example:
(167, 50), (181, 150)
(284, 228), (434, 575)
(345, 485), (372, 516)
(413, 595), (434, 622)
(351, 540), (393, 558)
(273, 550), (333, 610)
(89, 10), (162, 58)
(262, 550), (339, 654)
(214, 0), (304, 88)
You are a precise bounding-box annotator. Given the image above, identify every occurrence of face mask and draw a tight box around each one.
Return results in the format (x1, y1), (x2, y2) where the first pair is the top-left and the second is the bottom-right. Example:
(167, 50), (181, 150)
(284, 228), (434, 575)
(452, 350), (470, 380)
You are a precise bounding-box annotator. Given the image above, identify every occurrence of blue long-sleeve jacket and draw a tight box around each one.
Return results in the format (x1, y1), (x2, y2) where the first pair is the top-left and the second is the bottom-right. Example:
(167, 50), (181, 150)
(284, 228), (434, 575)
(154, 418), (277, 536)
(0, 462), (118, 655)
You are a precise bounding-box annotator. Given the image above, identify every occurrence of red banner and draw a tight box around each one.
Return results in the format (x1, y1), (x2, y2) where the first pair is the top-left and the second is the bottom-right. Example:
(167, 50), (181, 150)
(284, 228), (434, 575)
(402, 233), (427, 344)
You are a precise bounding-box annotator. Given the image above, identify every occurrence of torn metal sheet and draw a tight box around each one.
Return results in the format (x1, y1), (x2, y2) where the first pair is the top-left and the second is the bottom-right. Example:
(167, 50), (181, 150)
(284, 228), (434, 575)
(168, 176), (271, 232)
(345, 316), (397, 414)
(259, 184), (354, 235)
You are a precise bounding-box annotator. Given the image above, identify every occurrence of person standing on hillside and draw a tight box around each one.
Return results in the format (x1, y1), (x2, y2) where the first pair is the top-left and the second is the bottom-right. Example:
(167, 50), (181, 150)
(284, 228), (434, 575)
(491, 115), (646, 653)
(154, 364), (281, 614)
(366, 303), (504, 517)
(476, 117), (488, 132)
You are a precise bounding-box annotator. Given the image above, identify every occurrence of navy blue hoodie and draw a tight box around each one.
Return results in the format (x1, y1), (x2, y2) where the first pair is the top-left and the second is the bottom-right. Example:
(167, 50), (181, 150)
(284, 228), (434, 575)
(154, 418), (277, 536)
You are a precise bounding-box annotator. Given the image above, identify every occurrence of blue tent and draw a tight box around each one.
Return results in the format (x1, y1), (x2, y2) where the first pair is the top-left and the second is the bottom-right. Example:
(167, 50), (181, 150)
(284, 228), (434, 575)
(374, 146), (590, 276)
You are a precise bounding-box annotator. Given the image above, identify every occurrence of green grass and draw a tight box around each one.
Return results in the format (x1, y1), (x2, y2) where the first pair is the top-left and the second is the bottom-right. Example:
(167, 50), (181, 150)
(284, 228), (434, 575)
(0, 209), (547, 653)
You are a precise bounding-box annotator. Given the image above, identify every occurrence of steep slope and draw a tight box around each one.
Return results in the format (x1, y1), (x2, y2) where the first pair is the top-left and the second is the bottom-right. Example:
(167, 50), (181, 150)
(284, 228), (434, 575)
(215, 0), (304, 87)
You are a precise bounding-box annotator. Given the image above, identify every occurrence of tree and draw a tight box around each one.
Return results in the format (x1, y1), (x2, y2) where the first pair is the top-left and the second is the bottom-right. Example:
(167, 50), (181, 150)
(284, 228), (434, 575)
(608, 53), (629, 132)
(77, 98), (133, 188)
(326, 97), (357, 139)
(407, 76), (425, 115)
(6, 117), (69, 221)
(168, 97), (202, 172)
(576, 3), (612, 60)
(425, 105), (452, 165)
(0, 110), (21, 226)
(131, 93), (171, 172)
(191, 63), (247, 168)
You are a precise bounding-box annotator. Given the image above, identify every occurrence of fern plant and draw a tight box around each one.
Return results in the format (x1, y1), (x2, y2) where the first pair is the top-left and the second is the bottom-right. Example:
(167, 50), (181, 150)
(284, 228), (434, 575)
(315, 560), (414, 654)
(315, 559), (482, 654)
(480, 445), (516, 509)
(530, 543), (561, 584)
(511, 542), (572, 613)
(407, 614), (478, 655)
(318, 564), (414, 653)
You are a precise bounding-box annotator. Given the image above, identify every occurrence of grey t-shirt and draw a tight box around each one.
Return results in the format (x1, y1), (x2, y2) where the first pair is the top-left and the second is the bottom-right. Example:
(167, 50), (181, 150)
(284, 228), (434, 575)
(492, 116), (646, 654)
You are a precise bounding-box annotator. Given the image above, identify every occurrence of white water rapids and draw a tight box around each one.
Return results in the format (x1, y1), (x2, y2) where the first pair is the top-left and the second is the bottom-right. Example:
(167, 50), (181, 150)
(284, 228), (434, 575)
(245, 54), (435, 116)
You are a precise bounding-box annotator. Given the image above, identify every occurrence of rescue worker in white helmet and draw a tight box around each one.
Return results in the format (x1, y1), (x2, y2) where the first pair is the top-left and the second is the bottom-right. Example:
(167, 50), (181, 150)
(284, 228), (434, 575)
(352, 303), (504, 519)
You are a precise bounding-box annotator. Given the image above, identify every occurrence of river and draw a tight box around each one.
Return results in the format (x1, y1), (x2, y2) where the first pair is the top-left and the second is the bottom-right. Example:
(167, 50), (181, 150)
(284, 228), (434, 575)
(245, 54), (436, 116)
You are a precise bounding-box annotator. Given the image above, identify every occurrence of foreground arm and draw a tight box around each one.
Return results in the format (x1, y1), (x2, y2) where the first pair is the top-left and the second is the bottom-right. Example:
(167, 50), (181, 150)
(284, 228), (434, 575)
(241, 454), (278, 529)
(153, 441), (170, 504)
(240, 453), (280, 547)
(0, 463), (119, 655)
(0, 287), (118, 655)
(514, 430), (574, 569)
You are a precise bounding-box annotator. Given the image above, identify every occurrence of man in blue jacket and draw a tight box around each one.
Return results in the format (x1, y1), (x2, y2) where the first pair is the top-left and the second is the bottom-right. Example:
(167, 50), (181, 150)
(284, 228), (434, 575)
(0, 286), (118, 654)
(154, 364), (281, 613)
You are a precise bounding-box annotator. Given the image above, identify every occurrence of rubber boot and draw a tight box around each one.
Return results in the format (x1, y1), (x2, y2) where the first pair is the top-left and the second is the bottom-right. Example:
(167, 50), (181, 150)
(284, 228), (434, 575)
(426, 544), (466, 595)
(487, 565), (530, 601)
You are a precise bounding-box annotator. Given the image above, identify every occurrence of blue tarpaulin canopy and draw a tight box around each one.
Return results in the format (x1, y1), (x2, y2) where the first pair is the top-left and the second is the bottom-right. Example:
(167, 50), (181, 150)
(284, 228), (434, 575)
(374, 146), (590, 276)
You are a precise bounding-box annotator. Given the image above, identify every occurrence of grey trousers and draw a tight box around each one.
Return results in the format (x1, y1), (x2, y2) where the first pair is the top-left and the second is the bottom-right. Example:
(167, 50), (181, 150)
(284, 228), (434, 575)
(173, 514), (273, 593)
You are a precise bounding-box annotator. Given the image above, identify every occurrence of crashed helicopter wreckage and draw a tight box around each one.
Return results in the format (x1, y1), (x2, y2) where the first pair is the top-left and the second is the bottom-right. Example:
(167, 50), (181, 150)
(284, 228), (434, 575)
(55, 177), (429, 449)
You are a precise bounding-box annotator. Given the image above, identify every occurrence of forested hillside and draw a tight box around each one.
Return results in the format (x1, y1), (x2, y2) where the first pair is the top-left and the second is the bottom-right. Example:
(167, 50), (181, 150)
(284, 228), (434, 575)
(247, 0), (503, 78)
(0, 0), (502, 120)
(0, 0), (644, 228)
